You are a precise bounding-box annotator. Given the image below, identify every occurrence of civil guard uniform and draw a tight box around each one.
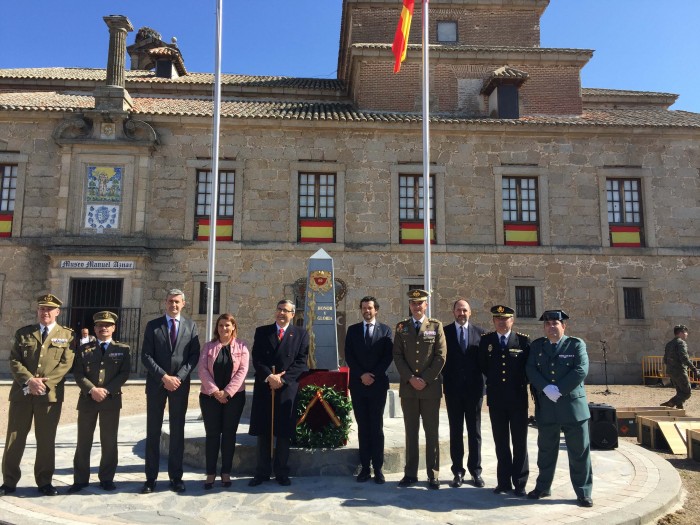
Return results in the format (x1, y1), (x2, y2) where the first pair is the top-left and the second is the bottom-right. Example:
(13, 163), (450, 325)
(477, 305), (531, 496)
(70, 311), (131, 492)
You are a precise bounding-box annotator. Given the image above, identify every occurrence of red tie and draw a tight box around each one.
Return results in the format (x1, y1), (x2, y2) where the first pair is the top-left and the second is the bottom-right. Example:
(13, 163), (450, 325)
(278, 328), (285, 341)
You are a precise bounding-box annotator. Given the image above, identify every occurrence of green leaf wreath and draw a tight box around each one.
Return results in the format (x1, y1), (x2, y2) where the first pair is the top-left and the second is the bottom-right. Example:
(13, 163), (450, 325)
(294, 384), (353, 449)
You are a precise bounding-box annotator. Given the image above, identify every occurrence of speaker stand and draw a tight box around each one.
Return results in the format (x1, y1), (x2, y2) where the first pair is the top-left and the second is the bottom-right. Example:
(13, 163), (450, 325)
(593, 340), (618, 396)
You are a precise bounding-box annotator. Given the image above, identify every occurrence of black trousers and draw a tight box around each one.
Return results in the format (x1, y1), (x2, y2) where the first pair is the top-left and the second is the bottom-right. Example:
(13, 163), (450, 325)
(199, 391), (246, 476)
(145, 381), (190, 481)
(255, 434), (291, 478)
(489, 403), (529, 490)
(350, 388), (387, 471)
(444, 391), (482, 477)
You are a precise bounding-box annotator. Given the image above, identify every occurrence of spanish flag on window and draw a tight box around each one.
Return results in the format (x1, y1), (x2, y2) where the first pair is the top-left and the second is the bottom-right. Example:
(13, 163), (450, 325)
(196, 218), (233, 241)
(392, 0), (415, 73)
(0, 213), (12, 238)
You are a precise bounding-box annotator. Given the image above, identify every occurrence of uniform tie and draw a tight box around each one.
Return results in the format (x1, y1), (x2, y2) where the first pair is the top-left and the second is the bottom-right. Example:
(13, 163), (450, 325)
(41, 326), (49, 343)
(500, 335), (507, 349)
(414, 320), (421, 334)
(169, 319), (178, 348)
(278, 328), (285, 341)
(101, 342), (109, 355)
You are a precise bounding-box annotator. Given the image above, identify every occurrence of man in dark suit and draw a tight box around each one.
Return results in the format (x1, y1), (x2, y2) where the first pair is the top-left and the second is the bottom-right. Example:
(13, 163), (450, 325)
(249, 299), (309, 487)
(393, 289), (446, 489)
(344, 296), (393, 484)
(526, 309), (593, 508)
(140, 289), (200, 494)
(478, 305), (531, 496)
(69, 311), (131, 493)
(442, 298), (486, 489)
(1, 294), (74, 497)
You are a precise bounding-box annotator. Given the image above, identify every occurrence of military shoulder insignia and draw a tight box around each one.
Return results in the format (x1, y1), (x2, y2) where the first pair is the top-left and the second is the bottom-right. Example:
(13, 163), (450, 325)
(517, 332), (529, 338)
(484, 331), (496, 336)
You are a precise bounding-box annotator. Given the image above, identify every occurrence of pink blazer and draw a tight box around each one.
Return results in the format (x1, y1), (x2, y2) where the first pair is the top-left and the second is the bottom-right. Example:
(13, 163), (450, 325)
(198, 338), (249, 397)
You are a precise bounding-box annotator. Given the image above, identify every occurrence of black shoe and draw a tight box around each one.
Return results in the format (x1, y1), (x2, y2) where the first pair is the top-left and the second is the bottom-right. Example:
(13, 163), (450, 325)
(0, 484), (16, 496)
(428, 478), (440, 490)
(659, 400), (675, 408)
(100, 481), (116, 491)
(493, 485), (511, 494)
(248, 476), (269, 487)
(204, 482), (214, 490)
(514, 487), (527, 497)
(276, 475), (291, 486)
(140, 480), (156, 494)
(221, 479), (232, 488)
(398, 476), (418, 487)
(675, 404), (684, 410)
(577, 496), (593, 507)
(37, 484), (59, 496)
(169, 479), (185, 493)
(528, 488), (551, 499)
(374, 470), (385, 484)
(68, 483), (88, 494)
(472, 475), (485, 488)
(356, 469), (371, 483)
(450, 473), (464, 488)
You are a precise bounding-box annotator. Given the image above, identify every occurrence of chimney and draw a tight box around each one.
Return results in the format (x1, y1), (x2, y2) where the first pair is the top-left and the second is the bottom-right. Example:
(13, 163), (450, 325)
(95, 15), (134, 112)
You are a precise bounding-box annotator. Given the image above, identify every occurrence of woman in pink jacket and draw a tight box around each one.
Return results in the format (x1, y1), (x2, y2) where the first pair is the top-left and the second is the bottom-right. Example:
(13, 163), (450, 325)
(198, 312), (249, 489)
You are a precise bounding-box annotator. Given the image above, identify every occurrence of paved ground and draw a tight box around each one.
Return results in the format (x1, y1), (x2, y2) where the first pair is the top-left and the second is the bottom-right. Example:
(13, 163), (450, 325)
(0, 406), (683, 525)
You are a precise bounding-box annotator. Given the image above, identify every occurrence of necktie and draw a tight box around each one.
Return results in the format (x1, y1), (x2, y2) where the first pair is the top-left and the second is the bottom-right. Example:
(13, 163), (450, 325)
(169, 319), (177, 348)
(365, 324), (372, 346)
(500, 335), (507, 349)
(414, 320), (421, 334)
(459, 326), (466, 352)
(278, 328), (285, 341)
(101, 342), (108, 355)
(41, 326), (48, 343)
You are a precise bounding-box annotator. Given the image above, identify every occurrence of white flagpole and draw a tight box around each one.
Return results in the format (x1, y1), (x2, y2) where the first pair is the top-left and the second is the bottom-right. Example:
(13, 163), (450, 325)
(421, 0), (432, 316)
(206, 0), (223, 341)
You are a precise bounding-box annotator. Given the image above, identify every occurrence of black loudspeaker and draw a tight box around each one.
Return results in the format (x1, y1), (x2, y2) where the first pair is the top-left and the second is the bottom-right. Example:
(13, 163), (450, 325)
(589, 403), (618, 450)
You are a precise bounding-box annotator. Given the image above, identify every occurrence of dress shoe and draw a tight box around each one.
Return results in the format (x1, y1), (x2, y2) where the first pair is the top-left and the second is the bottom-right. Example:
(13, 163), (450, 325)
(398, 476), (418, 487)
(221, 474), (232, 488)
(37, 484), (59, 496)
(428, 478), (440, 490)
(140, 480), (156, 494)
(527, 488), (551, 499)
(169, 479), (186, 493)
(675, 404), (684, 409)
(203, 482), (214, 490)
(577, 496), (594, 507)
(100, 481), (116, 491)
(659, 400), (676, 408)
(450, 473), (464, 488)
(493, 485), (511, 494)
(276, 475), (291, 486)
(68, 482), (88, 494)
(514, 487), (527, 497)
(373, 470), (385, 484)
(356, 469), (371, 483)
(248, 476), (269, 487)
(472, 475), (485, 488)
(0, 484), (16, 496)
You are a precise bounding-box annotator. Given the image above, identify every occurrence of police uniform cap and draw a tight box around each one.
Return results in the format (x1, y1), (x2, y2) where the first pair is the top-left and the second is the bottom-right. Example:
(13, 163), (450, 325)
(491, 305), (514, 318)
(407, 289), (430, 302)
(93, 310), (118, 325)
(539, 309), (569, 321)
(37, 293), (62, 308)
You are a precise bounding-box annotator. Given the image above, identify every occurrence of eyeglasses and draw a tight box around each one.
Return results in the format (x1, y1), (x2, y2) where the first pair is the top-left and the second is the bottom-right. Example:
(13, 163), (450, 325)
(277, 308), (294, 314)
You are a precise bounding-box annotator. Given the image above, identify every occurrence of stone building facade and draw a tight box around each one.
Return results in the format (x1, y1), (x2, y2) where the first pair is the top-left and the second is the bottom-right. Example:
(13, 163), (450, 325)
(0, 0), (699, 382)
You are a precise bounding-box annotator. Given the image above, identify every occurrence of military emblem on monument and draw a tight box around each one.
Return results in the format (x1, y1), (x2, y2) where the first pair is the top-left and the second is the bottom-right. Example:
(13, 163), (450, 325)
(309, 270), (332, 293)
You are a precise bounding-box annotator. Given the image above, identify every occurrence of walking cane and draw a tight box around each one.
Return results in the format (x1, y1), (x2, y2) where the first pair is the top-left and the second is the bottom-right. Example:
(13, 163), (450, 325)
(270, 365), (276, 458)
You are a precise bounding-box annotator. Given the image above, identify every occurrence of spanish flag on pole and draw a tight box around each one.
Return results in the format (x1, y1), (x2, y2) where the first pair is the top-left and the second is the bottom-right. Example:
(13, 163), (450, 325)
(392, 0), (415, 73)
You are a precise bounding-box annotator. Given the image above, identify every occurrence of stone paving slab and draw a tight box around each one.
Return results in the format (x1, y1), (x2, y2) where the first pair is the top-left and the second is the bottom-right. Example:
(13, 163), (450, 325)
(0, 408), (682, 525)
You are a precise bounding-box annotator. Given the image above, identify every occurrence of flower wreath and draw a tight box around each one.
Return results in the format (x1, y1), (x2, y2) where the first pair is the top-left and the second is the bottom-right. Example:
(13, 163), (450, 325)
(294, 384), (352, 449)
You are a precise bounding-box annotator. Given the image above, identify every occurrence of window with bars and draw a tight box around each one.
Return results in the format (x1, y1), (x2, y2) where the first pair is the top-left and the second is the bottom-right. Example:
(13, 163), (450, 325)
(298, 172), (335, 242)
(194, 170), (235, 241)
(0, 164), (17, 238)
(198, 281), (221, 315)
(606, 178), (644, 247)
(399, 174), (435, 244)
(502, 176), (539, 245)
(514, 286), (537, 318)
(623, 287), (644, 319)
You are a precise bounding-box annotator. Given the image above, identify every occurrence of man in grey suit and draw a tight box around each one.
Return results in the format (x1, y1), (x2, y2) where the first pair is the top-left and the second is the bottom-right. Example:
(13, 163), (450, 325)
(526, 310), (593, 508)
(140, 289), (200, 494)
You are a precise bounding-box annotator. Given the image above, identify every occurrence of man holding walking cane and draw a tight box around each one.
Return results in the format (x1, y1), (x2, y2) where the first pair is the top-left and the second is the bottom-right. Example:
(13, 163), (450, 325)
(249, 300), (309, 487)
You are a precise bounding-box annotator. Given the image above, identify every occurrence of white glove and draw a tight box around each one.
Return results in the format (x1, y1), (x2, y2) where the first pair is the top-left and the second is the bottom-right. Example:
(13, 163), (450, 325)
(543, 384), (562, 403)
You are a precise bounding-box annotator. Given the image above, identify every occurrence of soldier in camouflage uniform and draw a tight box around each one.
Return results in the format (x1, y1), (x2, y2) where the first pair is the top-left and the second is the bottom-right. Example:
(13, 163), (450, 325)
(660, 325), (699, 409)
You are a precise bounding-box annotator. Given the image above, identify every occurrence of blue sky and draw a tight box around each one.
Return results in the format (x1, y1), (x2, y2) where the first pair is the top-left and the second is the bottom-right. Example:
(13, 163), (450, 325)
(1, 1), (698, 112)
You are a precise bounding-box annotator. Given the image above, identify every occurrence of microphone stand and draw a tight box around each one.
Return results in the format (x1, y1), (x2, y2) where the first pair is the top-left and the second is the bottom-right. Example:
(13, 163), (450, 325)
(594, 340), (618, 395)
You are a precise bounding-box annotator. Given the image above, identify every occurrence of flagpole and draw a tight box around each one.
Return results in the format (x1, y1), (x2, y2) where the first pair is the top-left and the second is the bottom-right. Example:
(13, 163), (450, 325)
(421, 0), (432, 316)
(206, 0), (223, 341)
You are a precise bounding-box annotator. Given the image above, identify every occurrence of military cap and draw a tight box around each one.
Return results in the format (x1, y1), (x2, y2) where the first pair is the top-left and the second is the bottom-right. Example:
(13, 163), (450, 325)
(37, 293), (62, 308)
(407, 289), (430, 302)
(491, 305), (515, 318)
(93, 310), (118, 325)
(539, 309), (569, 321)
